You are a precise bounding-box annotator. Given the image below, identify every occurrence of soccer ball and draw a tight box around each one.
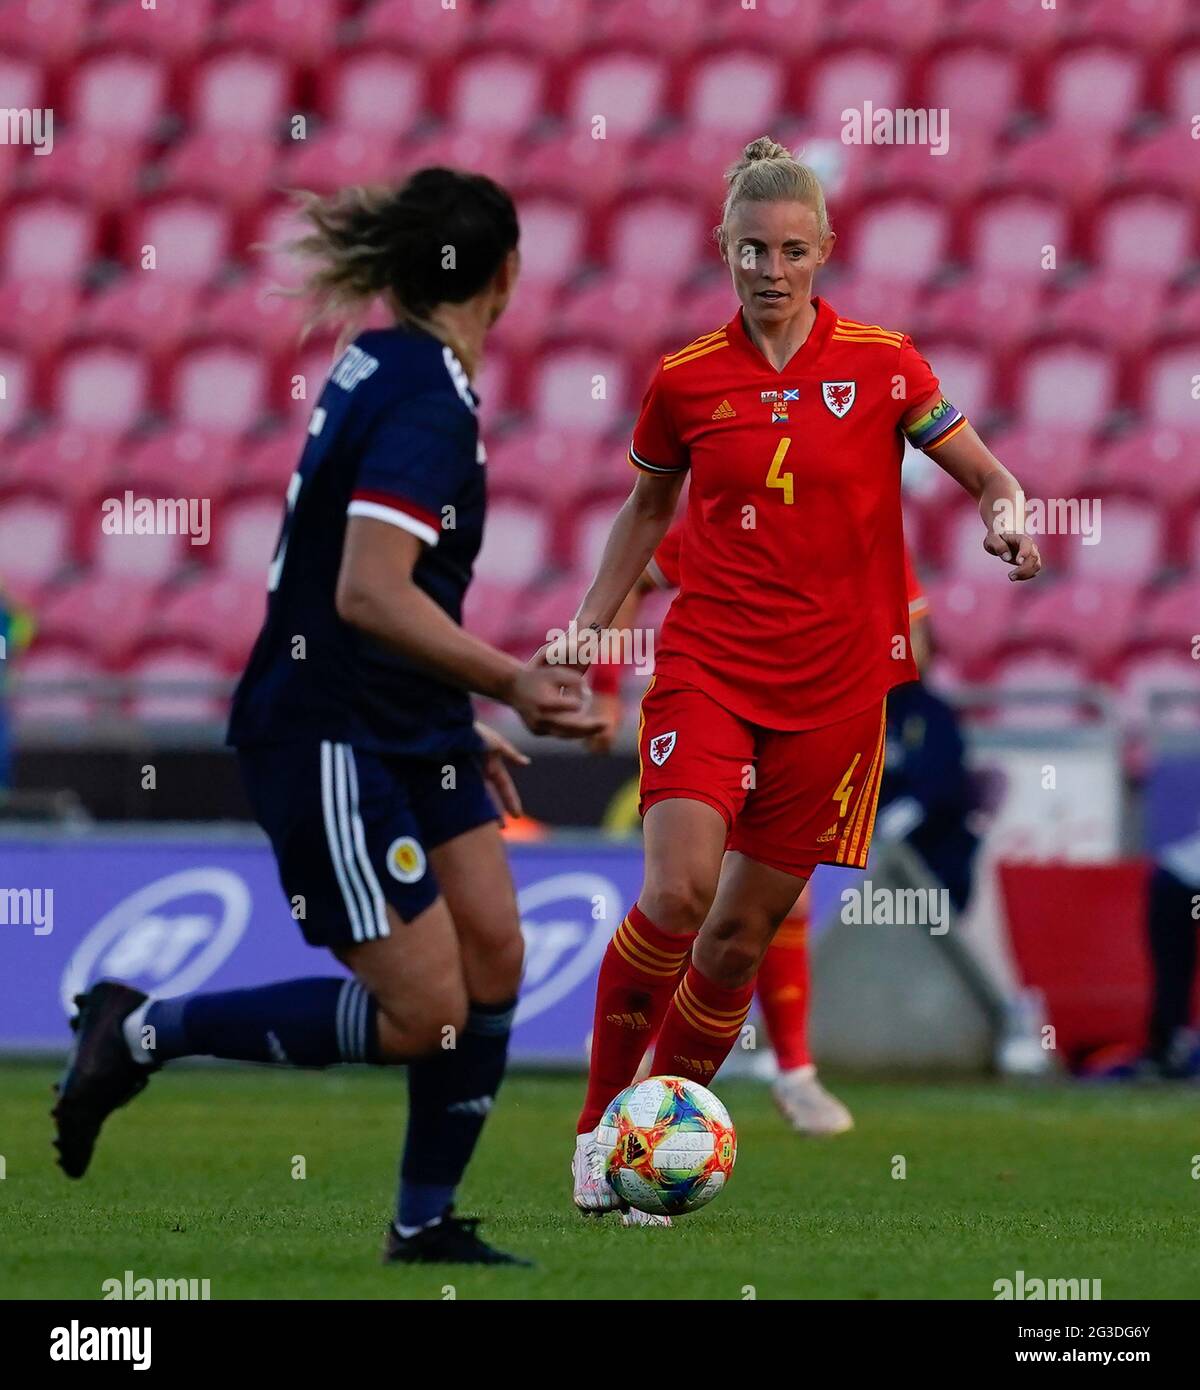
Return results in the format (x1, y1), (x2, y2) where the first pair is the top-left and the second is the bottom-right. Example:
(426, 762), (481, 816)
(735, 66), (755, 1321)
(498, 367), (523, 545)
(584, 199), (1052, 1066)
(597, 1075), (737, 1216)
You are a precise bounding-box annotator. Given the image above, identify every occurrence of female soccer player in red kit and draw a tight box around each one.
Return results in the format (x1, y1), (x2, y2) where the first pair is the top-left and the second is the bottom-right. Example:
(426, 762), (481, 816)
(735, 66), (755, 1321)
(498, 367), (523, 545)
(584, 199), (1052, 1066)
(589, 526), (931, 1138)
(542, 137), (1042, 1217)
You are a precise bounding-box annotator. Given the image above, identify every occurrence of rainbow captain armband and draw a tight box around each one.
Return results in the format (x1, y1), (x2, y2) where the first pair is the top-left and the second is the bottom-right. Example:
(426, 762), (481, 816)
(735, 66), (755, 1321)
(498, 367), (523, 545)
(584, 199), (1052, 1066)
(903, 398), (968, 452)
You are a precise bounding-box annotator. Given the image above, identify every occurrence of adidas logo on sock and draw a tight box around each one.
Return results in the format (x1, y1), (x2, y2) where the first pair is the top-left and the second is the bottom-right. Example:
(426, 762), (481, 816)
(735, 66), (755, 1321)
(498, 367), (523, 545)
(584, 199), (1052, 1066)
(711, 399), (736, 419)
(605, 1010), (651, 1029)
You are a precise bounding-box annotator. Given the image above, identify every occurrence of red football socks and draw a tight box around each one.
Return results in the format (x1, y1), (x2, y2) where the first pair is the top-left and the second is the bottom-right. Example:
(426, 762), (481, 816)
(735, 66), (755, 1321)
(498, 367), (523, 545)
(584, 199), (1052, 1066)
(755, 910), (812, 1071)
(577, 903), (694, 1134)
(650, 963), (756, 1087)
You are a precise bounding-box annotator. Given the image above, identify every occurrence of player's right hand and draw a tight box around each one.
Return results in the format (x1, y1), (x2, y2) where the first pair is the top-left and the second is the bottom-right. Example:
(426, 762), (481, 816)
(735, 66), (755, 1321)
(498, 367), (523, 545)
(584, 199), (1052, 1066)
(508, 666), (606, 740)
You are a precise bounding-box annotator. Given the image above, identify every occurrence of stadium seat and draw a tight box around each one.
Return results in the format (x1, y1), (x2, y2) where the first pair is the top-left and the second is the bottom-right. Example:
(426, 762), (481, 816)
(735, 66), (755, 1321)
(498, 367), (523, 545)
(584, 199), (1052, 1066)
(124, 196), (234, 286)
(1120, 129), (1200, 198)
(71, 48), (168, 139)
(1043, 41), (1145, 135)
(0, 50), (44, 110)
(478, 0), (592, 58)
(0, 339), (32, 434)
(1094, 428), (1200, 504)
(1001, 128), (1113, 206)
(1082, 0), (1188, 46)
(528, 343), (629, 436)
(846, 197), (950, 284)
(824, 0), (945, 53)
(460, 577), (528, 650)
(1092, 191), (1194, 285)
(563, 50), (669, 138)
(1141, 340), (1200, 429)
(238, 431), (298, 490)
(359, 0), (476, 54)
(483, 426), (596, 503)
(23, 129), (144, 207)
(88, 502), (193, 582)
(562, 492), (629, 579)
(280, 129), (404, 193)
(10, 642), (107, 726)
(488, 279), (561, 355)
(503, 574), (592, 654)
(158, 130), (279, 207)
(53, 341), (150, 433)
(922, 40), (1025, 134)
(473, 495), (550, 585)
(1142, 580), (1200, 653)
(917, 278), (1041, 351)
(36, 573), (161, 665)
(940, 499), (1011, 580)
(916, 338), (993, 424)
(0, 0), (86, 63)
(127, 646), (232, 724)
(1071, 493), (1166, 584)
(1162, 43), (1200, 126)
(921, 576), (1019, 663)
(802, 44), (906, 131)
(446, 49), (547, 136)
(978, 426), (1091, 500)
(125, 428), (239, 502)
(593, 0), (711, 56)
(556, 275), (677, 354)
(1044, 276), (1163, 353)
(151, 573), (267, 666)
(1, 428), (119, 503)
(514, 131), (640, 210)
(191, 47), (294, 135)
(1012, 339), (1117, 430)
(0, 279), (80, 353)
(506, 196), (586, 285)
(628, 128), (737, 204)
(397, 127), (521, 186)
(169, 340), (270, 435)
(0, 489), (71, 587)
(79, 278), (198, 359)
(318, 47), (424, 134)
(94, 0), (217, 57)
(966, 190), (1071, 282)
(199, 277), (306, 354)
(1013, 578), (1139, 667)
(684, 49), (787, 137)
(220, 0), (341, 65)
(211, 489), (284, 579)
(865, 127), (993, 204)
(604, 195), (711, 285)
(2, 196), (96, 283)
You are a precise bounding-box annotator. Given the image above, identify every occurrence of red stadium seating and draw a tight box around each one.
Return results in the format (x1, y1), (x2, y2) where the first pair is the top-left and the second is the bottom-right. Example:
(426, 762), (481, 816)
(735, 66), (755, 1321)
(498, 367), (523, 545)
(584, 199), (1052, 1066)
(922, 40), (1025, 134)
(94, 0), (218, 58)
(358, 0), (478, 55)
(966, 189), (1071, 282)
(11, 643), (108, 726)
(23, 130), (144, 207)
(210, 489), (284, 579)
(318, 48), (425, 134)
(922, 576), (1019, 663)
(1043, 40), (1145, 135)
(1013, 578), (1139, 668)
(847, 196), (950, 283)
(190, 47), (294, 135)
(1044, 276), (1163, 354)
(446, 49), (548, 136)
(461, 577), (528, 650)
(124, 428), (239, 502)
(1161, 43), (1200, 125)
(1072, 493), (1166, 584)
(70, 48), (169, 139)
(982, 426), (1091, 500)
(123, 196), (234, 285)
(563, 50), (669, 138)
(53, 341), (150, 433)
(1, 428), (119, 503)
(479, 0), (593, 58)
(684, 48), (788, 137)
(79, 279), (198, 359)
(2, 196), (96, 283)
(0, 279), (81, 353)
(1091, 190), (1194, 285)
(527, 343), (629, 435)
(0, 489), (72, 587)
(168, 339), (270, 435)
(592, 0), (711, 57)
(127, 647), (231, 723)
(220, 0), (341, 65)
(474, 494), (551, 585)
(1141, 339), (1200, 429)
(802, 45), (906, 131)
(0, 341), (33, 434)
(0, 0), (86, 63)
(159, 131), (279, 207)
(1012, 338), (1118, 430)
(1115, 649), (1200, 728)
(1093, 428), (1200, 504)
(151, 573), (267, 666)
(36, 574), (161, 665)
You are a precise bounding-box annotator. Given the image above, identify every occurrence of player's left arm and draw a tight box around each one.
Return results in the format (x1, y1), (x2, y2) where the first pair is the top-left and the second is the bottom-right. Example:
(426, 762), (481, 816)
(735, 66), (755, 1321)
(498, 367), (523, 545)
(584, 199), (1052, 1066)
(904, 395), (1042, 582)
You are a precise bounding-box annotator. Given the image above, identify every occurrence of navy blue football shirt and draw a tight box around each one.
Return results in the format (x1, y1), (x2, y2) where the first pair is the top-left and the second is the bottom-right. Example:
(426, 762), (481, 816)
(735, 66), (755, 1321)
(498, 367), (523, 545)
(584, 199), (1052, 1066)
(227, 324), (487, 758)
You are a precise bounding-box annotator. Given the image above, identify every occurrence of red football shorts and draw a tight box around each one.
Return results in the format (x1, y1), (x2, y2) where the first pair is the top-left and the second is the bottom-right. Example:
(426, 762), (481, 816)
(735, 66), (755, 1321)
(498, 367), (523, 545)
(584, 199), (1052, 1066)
(637, 676), (888, 878)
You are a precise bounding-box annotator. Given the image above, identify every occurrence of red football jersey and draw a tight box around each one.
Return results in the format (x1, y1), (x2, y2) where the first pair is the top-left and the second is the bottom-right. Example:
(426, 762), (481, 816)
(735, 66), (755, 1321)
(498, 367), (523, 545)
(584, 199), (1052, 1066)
(630, 297), (940, 730)
(653, 514), (928, 617)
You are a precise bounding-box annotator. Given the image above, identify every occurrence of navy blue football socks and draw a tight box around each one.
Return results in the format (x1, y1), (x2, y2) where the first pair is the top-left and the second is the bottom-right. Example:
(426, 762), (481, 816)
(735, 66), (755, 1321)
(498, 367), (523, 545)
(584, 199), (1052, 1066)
(397, 997), (517, 1232)
(139, 977), (378, 1067)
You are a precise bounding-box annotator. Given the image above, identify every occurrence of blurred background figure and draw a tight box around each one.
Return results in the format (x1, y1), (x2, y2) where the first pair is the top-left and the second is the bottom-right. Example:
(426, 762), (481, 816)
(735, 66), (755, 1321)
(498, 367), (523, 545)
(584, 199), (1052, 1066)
(0, 584), (33, 794)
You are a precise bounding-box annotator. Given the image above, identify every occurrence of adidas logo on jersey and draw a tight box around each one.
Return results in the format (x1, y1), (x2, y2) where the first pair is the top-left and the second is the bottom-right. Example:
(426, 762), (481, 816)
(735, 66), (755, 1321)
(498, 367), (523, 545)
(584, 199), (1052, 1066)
(711, 399), (736, 419)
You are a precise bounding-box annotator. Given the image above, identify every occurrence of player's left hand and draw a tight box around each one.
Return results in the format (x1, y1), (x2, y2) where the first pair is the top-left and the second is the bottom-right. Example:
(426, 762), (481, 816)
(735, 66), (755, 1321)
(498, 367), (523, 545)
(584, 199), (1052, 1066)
(983, 529), (1042, 581)
(475, 720), (530, 819)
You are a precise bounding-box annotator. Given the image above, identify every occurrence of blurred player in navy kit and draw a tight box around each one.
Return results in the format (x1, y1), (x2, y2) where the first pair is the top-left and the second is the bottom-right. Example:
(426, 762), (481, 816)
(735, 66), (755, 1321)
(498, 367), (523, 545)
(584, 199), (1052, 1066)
(53, 169), (603, 1265)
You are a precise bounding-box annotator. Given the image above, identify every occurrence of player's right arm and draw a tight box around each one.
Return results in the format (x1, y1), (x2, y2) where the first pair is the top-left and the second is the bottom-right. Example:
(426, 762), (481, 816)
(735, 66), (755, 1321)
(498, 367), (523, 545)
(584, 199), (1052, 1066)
(336, 519), (602, 738)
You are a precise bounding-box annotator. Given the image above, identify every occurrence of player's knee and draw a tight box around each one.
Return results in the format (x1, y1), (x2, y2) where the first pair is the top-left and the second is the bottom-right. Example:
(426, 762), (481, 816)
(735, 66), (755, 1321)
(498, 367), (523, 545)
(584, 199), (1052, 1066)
(642, 875), (712, 934)
(375, 983), (468, 1059)
(697, 916), (768, 987)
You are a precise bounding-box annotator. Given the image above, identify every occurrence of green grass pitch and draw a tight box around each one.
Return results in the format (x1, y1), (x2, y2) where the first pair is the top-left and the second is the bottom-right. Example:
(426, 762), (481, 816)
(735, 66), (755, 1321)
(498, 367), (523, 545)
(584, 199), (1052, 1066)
(1, 1062), (1197, 1300)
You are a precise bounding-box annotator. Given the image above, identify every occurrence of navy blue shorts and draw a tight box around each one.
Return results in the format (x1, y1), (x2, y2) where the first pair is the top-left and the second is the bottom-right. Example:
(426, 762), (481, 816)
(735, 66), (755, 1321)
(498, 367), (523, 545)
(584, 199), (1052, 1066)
(238, 740), (499, 948)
